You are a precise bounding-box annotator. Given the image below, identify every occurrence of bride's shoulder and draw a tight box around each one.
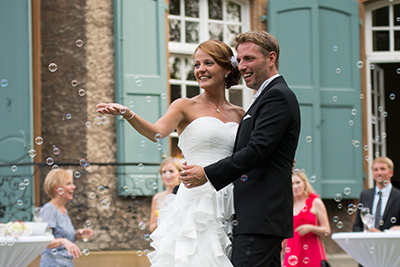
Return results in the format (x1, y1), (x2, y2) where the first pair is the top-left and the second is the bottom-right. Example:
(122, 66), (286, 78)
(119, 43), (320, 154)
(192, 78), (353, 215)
(170, 96), (202, 108)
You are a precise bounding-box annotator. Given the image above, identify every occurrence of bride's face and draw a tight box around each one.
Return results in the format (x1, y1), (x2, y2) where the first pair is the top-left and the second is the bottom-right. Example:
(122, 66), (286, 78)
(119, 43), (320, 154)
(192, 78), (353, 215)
(161, 163), (180, 188)
(194, 49), (228, 91)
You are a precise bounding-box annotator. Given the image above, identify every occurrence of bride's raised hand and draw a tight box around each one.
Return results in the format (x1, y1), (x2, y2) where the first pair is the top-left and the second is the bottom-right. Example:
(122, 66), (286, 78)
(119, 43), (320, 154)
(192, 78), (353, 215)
(97, 103), (131, 117)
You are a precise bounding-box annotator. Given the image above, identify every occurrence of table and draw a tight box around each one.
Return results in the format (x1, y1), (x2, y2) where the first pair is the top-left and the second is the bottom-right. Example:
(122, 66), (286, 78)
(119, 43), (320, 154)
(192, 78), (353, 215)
(0, 235), (54, 267)
(332, 231), (400, 267)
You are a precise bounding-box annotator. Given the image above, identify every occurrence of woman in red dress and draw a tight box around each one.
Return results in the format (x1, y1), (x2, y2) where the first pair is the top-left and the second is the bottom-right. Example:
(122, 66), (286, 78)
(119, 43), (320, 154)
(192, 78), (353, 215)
(283, 169), (331, 267)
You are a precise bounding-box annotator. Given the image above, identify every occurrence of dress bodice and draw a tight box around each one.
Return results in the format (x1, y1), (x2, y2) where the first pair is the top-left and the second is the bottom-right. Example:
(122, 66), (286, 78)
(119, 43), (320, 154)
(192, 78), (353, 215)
(178, 117), (238, 167)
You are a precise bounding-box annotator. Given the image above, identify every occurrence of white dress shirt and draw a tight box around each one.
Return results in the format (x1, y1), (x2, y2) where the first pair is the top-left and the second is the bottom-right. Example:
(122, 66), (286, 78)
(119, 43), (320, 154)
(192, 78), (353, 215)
(247, 74), (280, 110)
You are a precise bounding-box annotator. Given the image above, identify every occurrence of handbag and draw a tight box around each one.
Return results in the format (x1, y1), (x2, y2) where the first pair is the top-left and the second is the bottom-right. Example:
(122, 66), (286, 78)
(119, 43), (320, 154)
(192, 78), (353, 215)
(321, 259), (331, 267)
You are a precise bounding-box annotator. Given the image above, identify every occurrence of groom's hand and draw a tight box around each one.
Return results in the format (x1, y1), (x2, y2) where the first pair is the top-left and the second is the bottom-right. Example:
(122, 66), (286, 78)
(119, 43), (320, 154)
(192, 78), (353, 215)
(180, 162), (207, 188)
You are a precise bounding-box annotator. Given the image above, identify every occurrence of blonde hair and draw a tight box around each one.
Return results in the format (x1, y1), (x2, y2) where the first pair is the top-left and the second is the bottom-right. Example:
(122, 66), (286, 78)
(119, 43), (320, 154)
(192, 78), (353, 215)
(372, 156), (394, 171)
(194, 39), (241, 89)
(159, 157), (182, 174)
(43, 169), (73, 199)
(293, 168), (315, 197)
(234, 31), (280, 70)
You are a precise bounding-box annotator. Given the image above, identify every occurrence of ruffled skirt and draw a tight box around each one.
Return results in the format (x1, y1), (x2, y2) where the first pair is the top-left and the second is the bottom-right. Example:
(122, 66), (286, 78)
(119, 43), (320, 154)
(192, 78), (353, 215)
(148, 182), (234, 267)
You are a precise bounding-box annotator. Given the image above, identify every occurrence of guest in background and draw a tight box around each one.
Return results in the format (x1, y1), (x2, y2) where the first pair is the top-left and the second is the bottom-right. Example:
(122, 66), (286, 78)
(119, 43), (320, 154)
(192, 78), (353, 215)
(353, 156), (400, 232)
(40, 168), (93, 267)
(283, 169), (331, 267)
(149, 157), (182, 233)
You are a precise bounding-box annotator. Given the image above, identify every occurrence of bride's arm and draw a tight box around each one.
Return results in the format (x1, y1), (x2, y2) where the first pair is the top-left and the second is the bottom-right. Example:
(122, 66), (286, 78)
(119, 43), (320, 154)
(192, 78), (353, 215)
(96, 99), (186, 142)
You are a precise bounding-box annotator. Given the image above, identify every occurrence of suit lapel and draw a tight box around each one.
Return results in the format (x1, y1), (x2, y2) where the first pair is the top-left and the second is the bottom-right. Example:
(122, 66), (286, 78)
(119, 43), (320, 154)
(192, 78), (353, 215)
(382, 188), (395, 220)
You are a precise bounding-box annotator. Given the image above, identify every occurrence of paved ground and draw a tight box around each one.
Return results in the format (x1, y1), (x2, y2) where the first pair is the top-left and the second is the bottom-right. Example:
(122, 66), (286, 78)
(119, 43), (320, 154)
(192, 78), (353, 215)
(327, 254), (358, 267)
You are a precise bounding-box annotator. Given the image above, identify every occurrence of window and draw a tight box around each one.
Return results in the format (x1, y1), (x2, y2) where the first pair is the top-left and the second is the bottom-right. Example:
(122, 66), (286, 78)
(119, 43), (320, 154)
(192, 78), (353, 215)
(168, 0), (250, 157)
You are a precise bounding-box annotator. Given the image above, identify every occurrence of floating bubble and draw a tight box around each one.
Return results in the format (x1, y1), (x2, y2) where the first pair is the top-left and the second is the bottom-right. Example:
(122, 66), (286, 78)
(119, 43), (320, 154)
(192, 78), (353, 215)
(303, 257), (310, 264)
(332, 216), (339, 223)
(397, 68), (400, 75)
(53, 146), (60, 155)
(1, 79), (8, 87)
(138, 163), (144, 170)
(383, 111), (388, 117)
(334, 193), (342, 202)
(74, 171), (81, 179)
(363, 145), (368, 151)
(356, 60), (364, 69)
(57, 187), (64, 195)
(240, 175), (248, 182)
(154, 133), (162, 142)
(138, 221), (146, 230)
(146, 96), (152, 102)
(119, 107), (126, 114)
(84, 163), (91, 170)
(332, 96), (338, 102)
(370, 64), (375, 70)
(391, 217), (397, 224)
(374, 135), (380, 141)
(309, 175), (316, 183)
(152, 182), (158, 190)
(35, 136), (44, 145)
(135, 78), (143, 87)
(357, 203), (364, 209)
(352, 139), (360, 148)
(46, 157), (54, 165)
(66, 113), (72, 120)
(123, 185), (129, 192)
(343, 187), (351, 195)
(369, 246), (375, 254)
(23, 179), (30, 186)
(351, 109), (357, 115)
(156, 143), (163, 150)
(232, 220), (239, 227)
(161, 93), (167, 99)
(301, 205), (308, 213)
(86, 121), (92, 128)
(379, 220), (384, 226)
(285, 247), (291, 253)
(305, 136), (312, 143)
(82, 248), (90, 256)
(94, 116), (102, 125)
(140, 140), (146, 148)
(375, 152), (380, 158)
(347, 208), (354, 215)
(51, 248), (57, 255)
(75, 39), (84, 47)
(97, 186), (106, 195)
(80, 158), (87, 166)
(19, 183), (26, 190)
(144, 249), (150, 255)
(360, 93), (364, 99)
(11, 165), (17, 172)
(337, 203), (343, 209)
(52, 164), (59, 170)
(303, 244), (308, 250)
(144, 234), (151, 241)
(136, 250), (143, 256)
(101, 116), (109, 125)
(48, 63), (58, 72)
(88, 192), (96, 199)
(389, 93), (396, 100)
(71, 80), (78, 87)
(349, 120), (354, 126)
(28, 148), (37, 158)
(332, 45), (339, 52)
(336, 221), (344, 229)
(99, 197), (111, 209)
(128, 101), (135, 108)
(336, 68), (341, 74)
(86, 220), (91, 226)
(78, 89), (86, 96)
(288, 255), (298, 265)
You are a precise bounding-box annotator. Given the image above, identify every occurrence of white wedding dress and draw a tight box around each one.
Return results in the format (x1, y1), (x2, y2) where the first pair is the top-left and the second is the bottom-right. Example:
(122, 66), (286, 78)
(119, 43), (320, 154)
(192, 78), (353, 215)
(148, 117), (238, 267)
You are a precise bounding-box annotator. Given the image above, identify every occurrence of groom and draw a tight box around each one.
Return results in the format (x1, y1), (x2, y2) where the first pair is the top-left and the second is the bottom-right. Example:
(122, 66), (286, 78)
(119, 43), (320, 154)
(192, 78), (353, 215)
(181, 31), (300, 266)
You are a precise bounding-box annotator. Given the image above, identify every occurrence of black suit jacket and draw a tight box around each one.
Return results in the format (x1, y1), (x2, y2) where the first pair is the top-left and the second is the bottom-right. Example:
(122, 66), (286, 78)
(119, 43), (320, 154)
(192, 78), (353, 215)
(204, 76), (300, 238)
(353, 186), (400, 232)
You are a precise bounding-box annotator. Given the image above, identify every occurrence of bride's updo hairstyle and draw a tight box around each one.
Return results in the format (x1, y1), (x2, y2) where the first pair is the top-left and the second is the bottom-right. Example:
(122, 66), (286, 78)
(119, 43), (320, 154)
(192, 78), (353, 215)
(194, 40), (241, 89)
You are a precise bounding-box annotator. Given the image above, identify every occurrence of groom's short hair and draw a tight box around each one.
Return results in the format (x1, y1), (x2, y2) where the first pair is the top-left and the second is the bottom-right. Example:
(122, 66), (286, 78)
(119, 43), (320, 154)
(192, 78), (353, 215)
(234, 31), (280, 70)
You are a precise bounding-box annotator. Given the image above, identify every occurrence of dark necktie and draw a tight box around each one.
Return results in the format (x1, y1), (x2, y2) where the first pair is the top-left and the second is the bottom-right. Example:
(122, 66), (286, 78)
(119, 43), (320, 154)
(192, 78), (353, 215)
(375, 191), (382, 228)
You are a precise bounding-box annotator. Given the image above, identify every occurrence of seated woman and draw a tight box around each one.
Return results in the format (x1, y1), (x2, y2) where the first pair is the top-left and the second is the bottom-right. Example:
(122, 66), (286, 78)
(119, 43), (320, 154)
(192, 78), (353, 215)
(283, 169), (331, 267)
(40, 168), (93, 267)
(149, 157), (182, 233)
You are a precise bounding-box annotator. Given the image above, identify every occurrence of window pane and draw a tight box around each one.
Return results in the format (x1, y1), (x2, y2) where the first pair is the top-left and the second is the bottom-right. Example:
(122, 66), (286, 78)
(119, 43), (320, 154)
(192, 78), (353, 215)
(394, 4), (400, 26)
(169, 0), (180, 15)
(169, 56), (182, 79)
(226, 25), (241, 47)
(229, 89), (243, 106)
(169, 19), (181, 42)
(185, 58), (196, 81)
(187, 85), (200, 98)
(185, 0), (199, 18)
(185, 22), (199, 43)
(373, 31), (389, 51)
(208, 0), (223, 20)
(171, 84), (182, 102)
(395, 31), (400, 51)
(372, 6), (389, 27)
(209, 23), (223, 40)
(226, 2), (241, 22)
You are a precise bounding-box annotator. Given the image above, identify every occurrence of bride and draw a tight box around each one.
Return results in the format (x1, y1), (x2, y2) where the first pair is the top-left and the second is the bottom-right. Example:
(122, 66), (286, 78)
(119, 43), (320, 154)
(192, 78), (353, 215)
(97, 39), (244, 266)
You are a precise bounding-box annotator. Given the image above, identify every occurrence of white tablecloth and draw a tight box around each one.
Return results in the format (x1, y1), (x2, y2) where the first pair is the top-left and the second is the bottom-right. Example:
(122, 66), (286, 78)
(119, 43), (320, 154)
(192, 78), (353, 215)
(332, 231), (400, 267)
(0, 235), (54, 267)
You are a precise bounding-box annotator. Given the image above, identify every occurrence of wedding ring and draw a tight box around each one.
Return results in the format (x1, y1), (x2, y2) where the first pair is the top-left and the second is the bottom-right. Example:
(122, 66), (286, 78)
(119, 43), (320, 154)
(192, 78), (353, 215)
(181, 170), (186, 176)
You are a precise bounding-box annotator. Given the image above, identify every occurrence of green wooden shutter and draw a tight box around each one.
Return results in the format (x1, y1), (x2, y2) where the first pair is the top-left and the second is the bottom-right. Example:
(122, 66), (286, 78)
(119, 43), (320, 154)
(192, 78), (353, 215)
(268, 0), (363, 199)
(0, 0), (34, 222)
(114, 0), (169, 196)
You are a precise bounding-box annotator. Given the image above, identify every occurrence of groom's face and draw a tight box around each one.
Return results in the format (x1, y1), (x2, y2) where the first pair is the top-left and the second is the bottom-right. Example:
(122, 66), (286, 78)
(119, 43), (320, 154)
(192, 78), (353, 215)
(236, 41), (276, 90)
